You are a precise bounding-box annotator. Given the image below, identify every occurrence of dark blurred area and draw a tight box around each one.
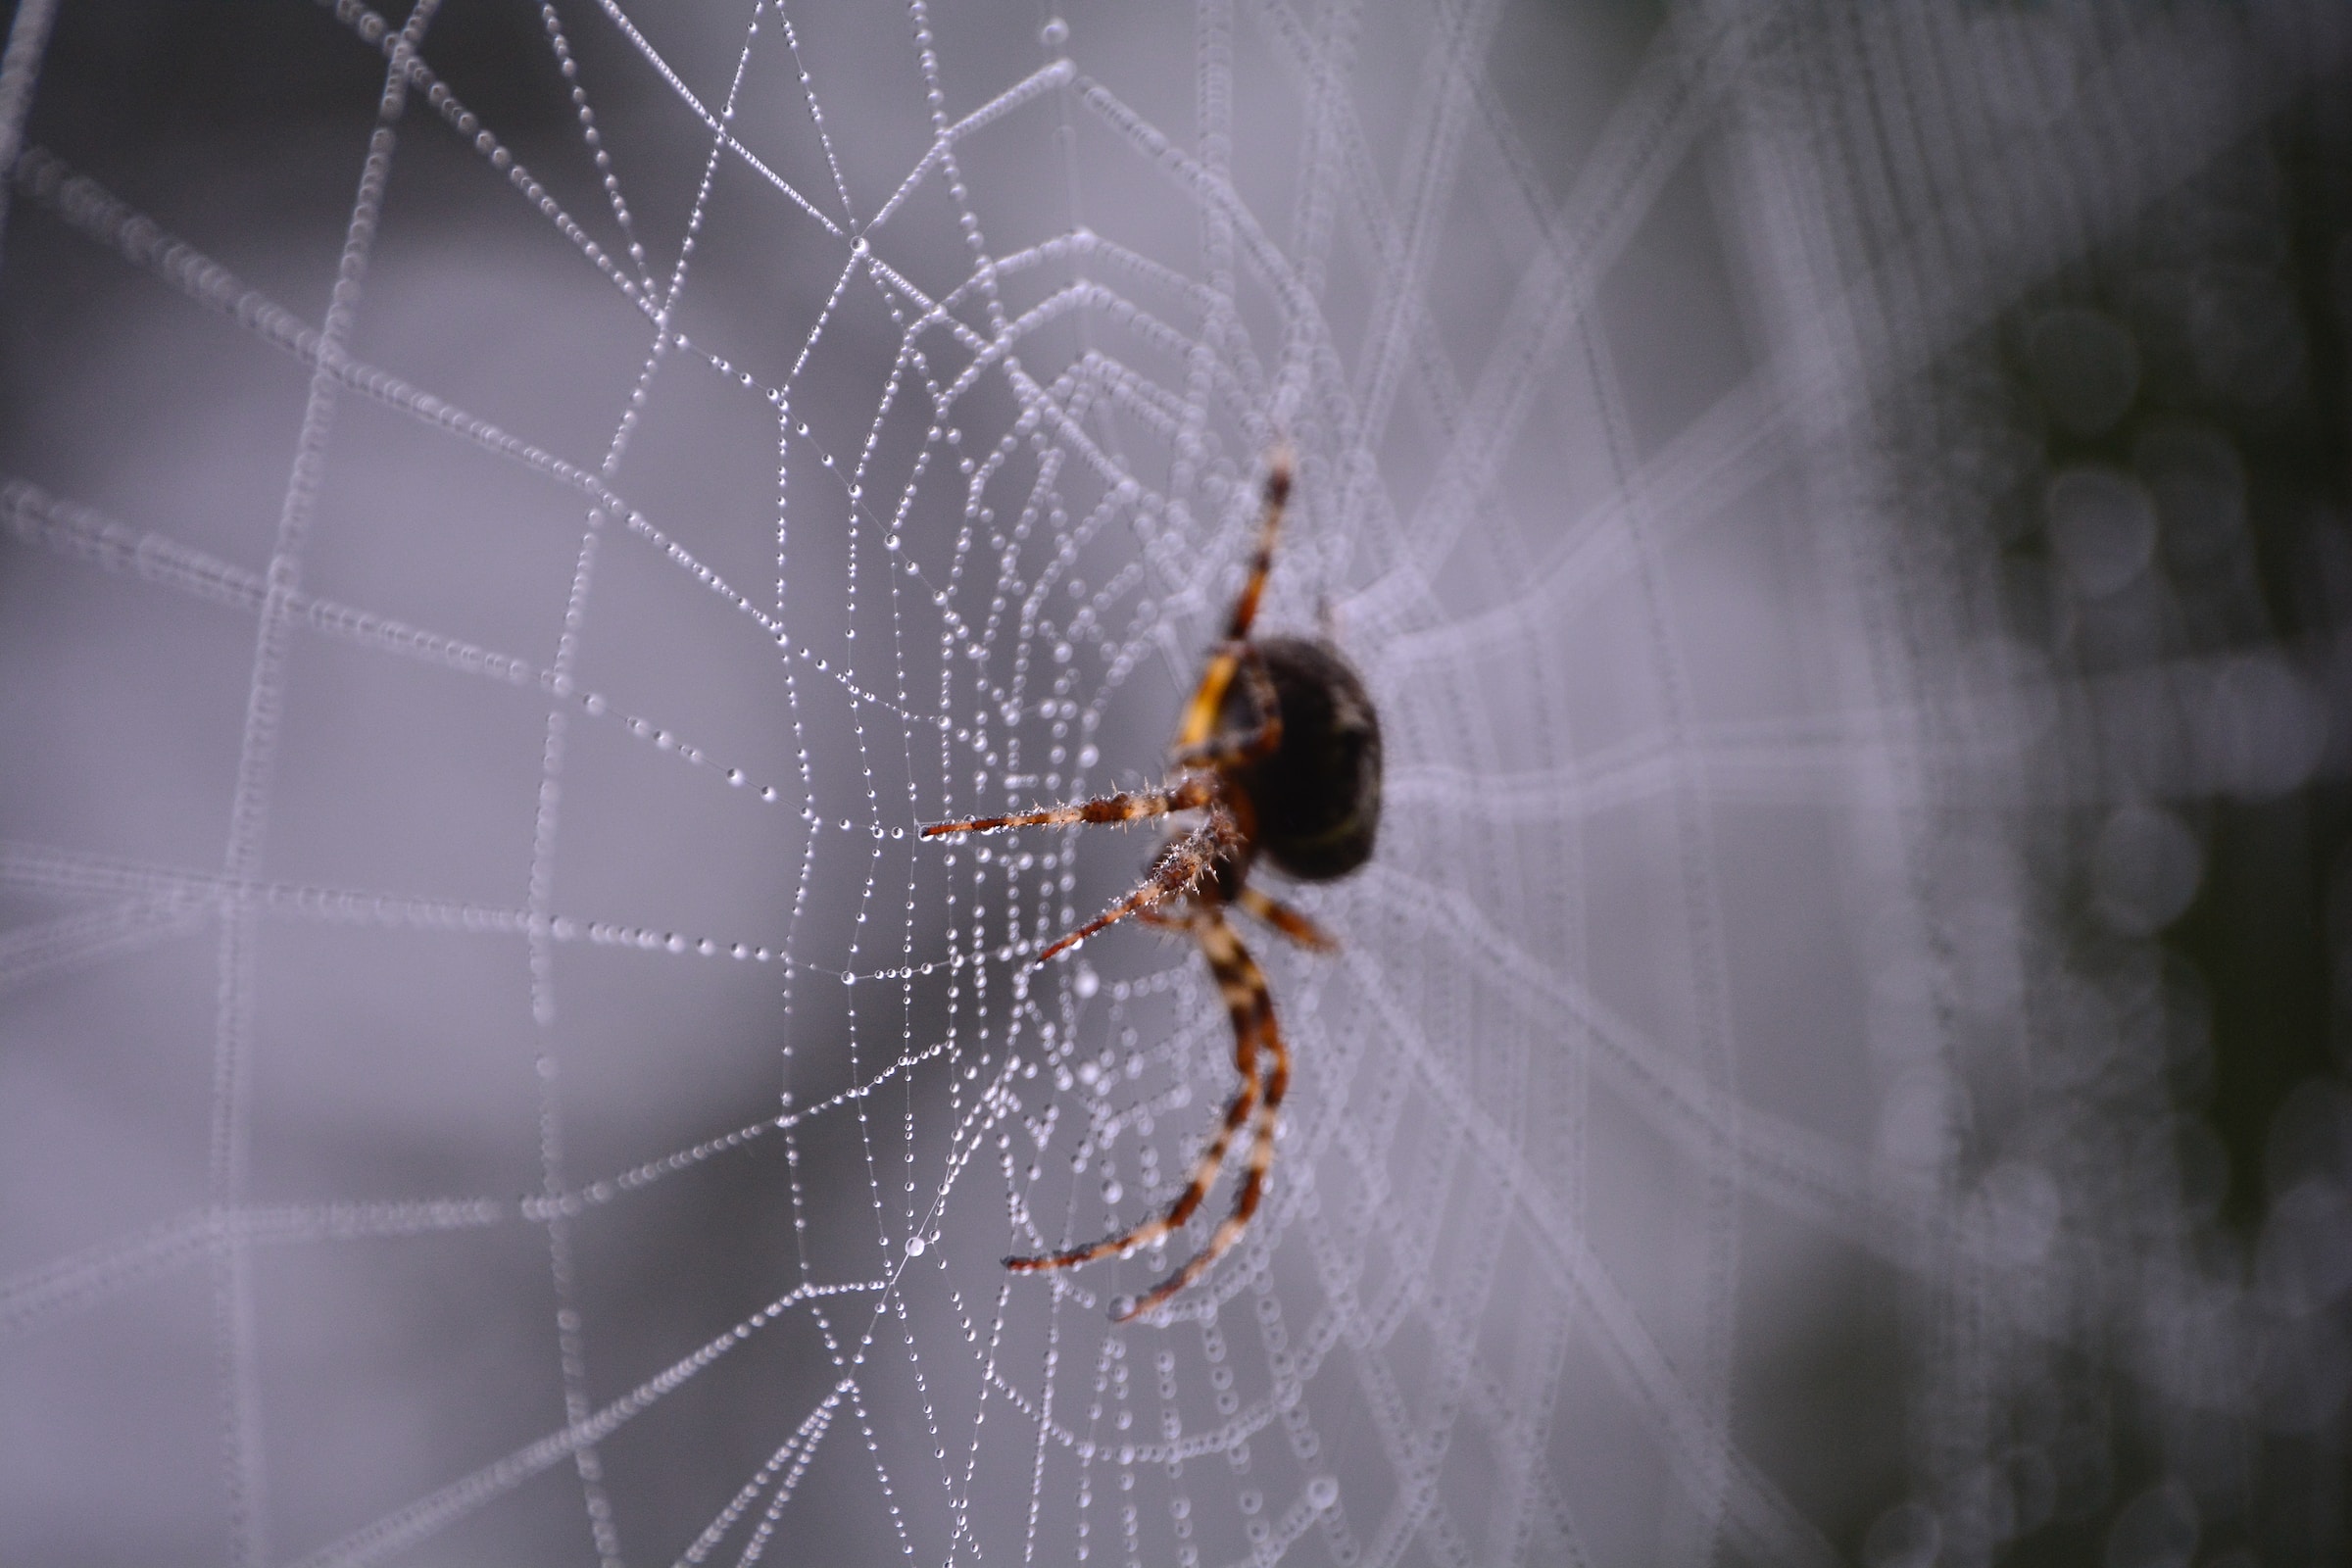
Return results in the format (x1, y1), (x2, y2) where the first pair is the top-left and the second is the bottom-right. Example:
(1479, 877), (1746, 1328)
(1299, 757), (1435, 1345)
(1989, 106), (2352, 1565)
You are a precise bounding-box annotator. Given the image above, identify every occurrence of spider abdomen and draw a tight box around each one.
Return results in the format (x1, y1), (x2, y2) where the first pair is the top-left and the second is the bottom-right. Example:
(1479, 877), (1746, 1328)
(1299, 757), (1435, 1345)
(1229, 636), (1383, 881)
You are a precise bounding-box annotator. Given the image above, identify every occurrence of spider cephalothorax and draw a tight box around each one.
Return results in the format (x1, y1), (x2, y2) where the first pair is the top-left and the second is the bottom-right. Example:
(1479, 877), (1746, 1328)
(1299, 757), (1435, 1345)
(921, 449), (1381, 1320)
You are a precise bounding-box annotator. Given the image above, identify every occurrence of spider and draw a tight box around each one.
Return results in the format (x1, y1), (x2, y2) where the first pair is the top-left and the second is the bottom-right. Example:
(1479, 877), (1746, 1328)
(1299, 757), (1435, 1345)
(921, 448), (1382, 1321)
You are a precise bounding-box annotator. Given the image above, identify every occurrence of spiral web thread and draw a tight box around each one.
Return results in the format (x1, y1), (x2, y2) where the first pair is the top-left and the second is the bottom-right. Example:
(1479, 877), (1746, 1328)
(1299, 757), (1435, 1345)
(1, 2), (2347, 1566)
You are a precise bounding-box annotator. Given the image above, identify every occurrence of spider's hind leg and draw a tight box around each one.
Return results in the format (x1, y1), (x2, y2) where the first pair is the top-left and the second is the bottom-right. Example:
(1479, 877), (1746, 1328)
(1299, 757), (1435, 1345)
(1113, 915), (1289, 1322)
(1007, 912), (1263, 1279)
(1238, 887), (1336, 952)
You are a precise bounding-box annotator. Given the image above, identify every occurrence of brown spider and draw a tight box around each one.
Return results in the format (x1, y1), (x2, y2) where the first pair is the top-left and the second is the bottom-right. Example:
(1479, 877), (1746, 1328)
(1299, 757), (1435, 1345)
(921, 448), (1383, 1321)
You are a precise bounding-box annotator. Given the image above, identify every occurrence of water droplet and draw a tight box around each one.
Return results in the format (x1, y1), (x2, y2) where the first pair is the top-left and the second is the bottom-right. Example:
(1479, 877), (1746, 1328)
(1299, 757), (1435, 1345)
(2197, 656), (2326, 799)
(1863, 1500), (1939, 1568)
(2259, 1175), (2352, 1314)
(2090, 805), (2202, 935)
(1041, 16), (1068, 47)
(2104, 1480), (2197, 1568)
(2045, 466), (2155, 597)
(905, 1235), (925, 1257)
(2134, 421), (2244, 567)
(1976, 1160), (2062, 1267)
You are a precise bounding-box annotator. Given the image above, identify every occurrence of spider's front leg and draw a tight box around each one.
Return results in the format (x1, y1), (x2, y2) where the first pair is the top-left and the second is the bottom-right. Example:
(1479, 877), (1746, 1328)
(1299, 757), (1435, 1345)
(920, 773), (1213, 839)
(1172, 646), (1281, 772)
(1174, 448), (1291, 754)
(1035, 808), (1243, 962)
(1223, 445), (1291, 644)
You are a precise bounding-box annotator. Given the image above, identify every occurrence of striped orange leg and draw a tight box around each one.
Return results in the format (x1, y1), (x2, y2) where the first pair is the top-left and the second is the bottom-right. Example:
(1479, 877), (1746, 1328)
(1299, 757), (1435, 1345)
(1006, 910), (1263, 1282)
(1237, 887), (1336, 952)
(1036, 809), (1243, 963)
(1172, 646), (1281, 771)
(1115, 915), (1289, 1322)
(1175, 447), (1292, 753)
(921, 773), (1213, 839)
(1223, 446), (1292, 643)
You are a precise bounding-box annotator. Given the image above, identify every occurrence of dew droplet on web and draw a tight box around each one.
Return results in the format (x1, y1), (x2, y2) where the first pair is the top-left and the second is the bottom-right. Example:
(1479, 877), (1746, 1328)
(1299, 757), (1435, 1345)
(1862, 1499), (1938, 1568)
(1975, 1161), (2062, 1268)
(2134, 420), (2244, 567)
(2044, 466), (2155, 598)
(2103, 1480), (2197, 1568)
(2089, 804), (2202, 935)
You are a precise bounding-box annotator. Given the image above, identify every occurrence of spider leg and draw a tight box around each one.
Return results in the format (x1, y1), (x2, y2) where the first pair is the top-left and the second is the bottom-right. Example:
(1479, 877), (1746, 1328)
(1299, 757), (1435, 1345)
(1114, 915), (1288, 1322)
(1006, 912), (1262, 1277)
(1171, 646), (1281, 771)
(1224, 445), (1291, 643)
(1237, 887), (1336, 952)
(1175, 448), (1291, 753)
(1035, 809), (1240, 964)
(921, 774), (1213, 838)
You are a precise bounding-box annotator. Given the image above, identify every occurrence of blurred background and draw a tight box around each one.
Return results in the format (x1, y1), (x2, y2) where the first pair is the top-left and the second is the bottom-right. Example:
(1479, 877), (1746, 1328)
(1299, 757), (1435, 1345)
(2, 2), (2349, 1565)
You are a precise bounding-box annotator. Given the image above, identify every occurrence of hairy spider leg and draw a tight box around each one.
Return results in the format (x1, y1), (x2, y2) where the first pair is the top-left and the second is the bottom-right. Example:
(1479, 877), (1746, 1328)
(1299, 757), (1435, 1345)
(1237, 886), (1336, 952)
(1036, 808), (1241, 963)
(1116, 914), (1290, 1322)
(1176, 447), (1291, 754)
(919, 773), (1214, 839)
(1005, 911), (1264, 1285)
